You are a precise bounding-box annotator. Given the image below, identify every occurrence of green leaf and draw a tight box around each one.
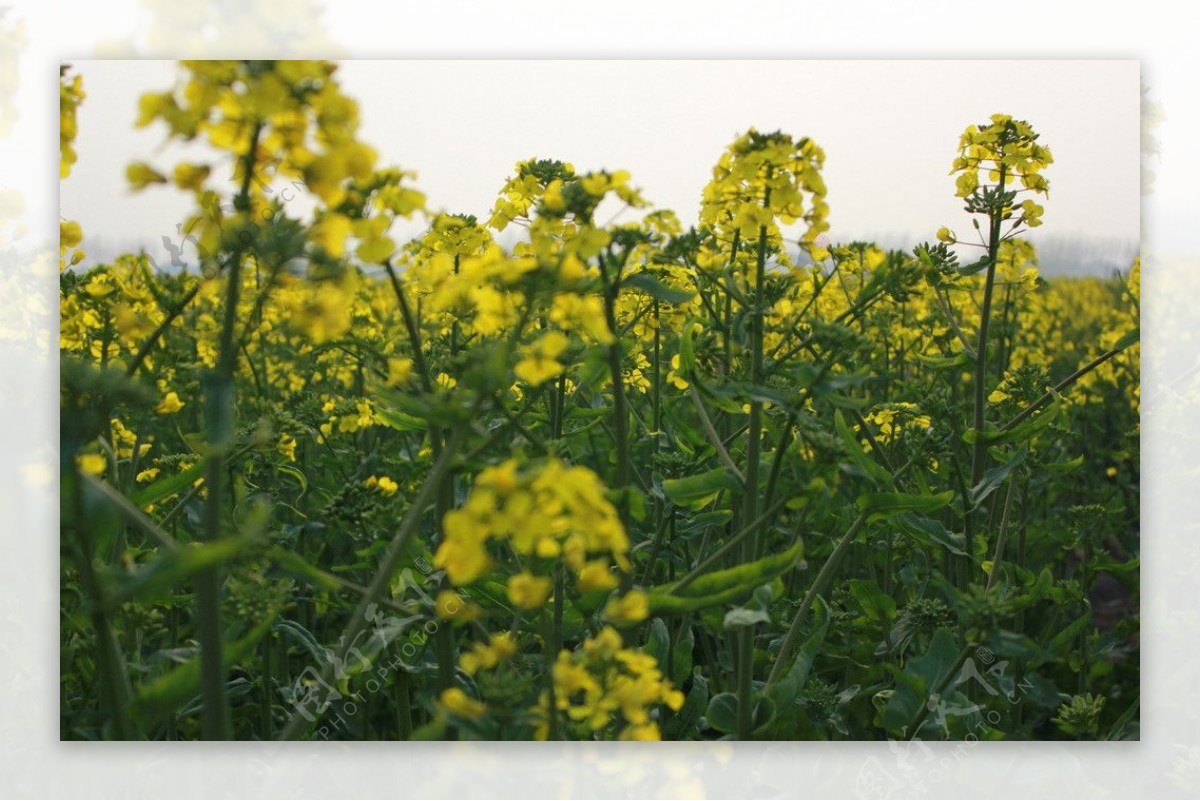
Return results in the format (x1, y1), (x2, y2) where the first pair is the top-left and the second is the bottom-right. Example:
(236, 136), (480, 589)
(374, 406), (428, 432)
(666, 668), (709, 738)
(968, 401), (1060, 446)
(671, 624), (695, 688)
(128, 459), (206, 508)
(667, 540), (803, 600)
(916, 351), (974, 370)
(577, 347), (611, 391)
(679, 317), (696, 374)
(704, 692), (739, 734)
(968, 447), (1026, 509)
(663, 467), (741, 509)
(767, 596), (830, 709)
(1014, 567), (1054, 608)
(957, 256), (992, 276)
(276, 464), (309, 496)
(132, 616), (275, 728)
(835, 410), (891, 486)
(1105, 696), (1140, 741)
(723, 606), (770, 630)
(984, 630), (1045, 661)
(273, 619), (329, 665)
(623, 272), (694, 305)
(270, 547), (343, 592)
(882, 627), (962, 736)
(645, 618), (670, 667)
(647, 583), (761, 616)
(1113, 326), (1139, 352)
(893, 513), (968, 557)
(679, 510), (734, 534)
(849, 579), (897, 623)
(1042, 454), (1084, 474)
(109, 537), (254, 605)
(753, 694), (778, 734)
(858, 490), (954, 519)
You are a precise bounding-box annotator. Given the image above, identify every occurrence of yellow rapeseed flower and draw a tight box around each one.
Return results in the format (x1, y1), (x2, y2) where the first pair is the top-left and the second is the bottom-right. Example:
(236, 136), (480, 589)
(386, 357), (413, 387)
(507, 572), (553, 610)
(440, 687), (486, 719)
(603, 590), (649, 625)
(277, 433), (297, 462)
(435, 589), (481, 622)
(460, 632), (517, 675)
(155, 391), (185, 415)
(76, 453), (107, 476)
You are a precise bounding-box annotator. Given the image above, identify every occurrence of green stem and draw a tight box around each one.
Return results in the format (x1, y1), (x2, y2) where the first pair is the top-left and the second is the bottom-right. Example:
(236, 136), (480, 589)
(736, 627), (753, 740)
(767, 512), (868, 686)
(904, 645), (974, 740)
(1001, 342), (1133, 432)
(688, 384), (745, 485)
(744, 219), (770, 560)
(652, 298), (662, 436)
(124, 282), (201, 379)
(545, 564), (564, 741)
(68, 468), (134, 739)
(639, 509), (674, 587)
(599, 250), (630, 493)
(985, 475), (1019, 593)
(761, 414), (796, 527)
(970, 163), (1009, 488)
(260, 632), (274, 739)
(669, 493), (793, 595)
(197, 120), (263, 740)
(394, 671), (413, 740)
(382, 259), (436, 396)
(278, 415), (473, 740)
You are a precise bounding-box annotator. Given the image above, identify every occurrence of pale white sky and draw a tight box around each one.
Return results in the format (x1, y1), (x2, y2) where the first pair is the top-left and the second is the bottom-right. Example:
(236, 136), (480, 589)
(63, 60), (1140, 269)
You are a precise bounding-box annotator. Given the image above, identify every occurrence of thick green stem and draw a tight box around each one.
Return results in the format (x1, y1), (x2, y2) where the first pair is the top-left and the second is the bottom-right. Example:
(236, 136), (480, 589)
(394, 672), (413, 740)
(961, 163), (1010, 593)
(545, 564), (564, 741)
(600, 251), (630, 493)
(969, 164), (1009, 488)
(744, 219), (770, 558)
(652, 298), (662, 436)
(736, 628), (754, 740)
(197, 120), (263, 740)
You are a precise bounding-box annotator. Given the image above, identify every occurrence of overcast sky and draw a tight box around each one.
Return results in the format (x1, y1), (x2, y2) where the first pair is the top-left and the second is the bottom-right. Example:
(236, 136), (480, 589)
(63, 60), (1140, 269)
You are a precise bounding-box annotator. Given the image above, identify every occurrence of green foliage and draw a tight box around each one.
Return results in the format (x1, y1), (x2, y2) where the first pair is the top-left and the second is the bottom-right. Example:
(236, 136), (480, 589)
(59, 66), (1138, 742)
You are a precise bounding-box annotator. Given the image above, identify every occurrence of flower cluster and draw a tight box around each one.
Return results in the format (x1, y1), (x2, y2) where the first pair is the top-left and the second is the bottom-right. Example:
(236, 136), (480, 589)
(434, 458), (631, 594)
(131, 60), (385, 264)
(698, 128), (829, 266)
(537, 626), (684, 741)
(862, 402), (933, 444)
(60, 67), (87, 271)
(950, 113), (1053, 229)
